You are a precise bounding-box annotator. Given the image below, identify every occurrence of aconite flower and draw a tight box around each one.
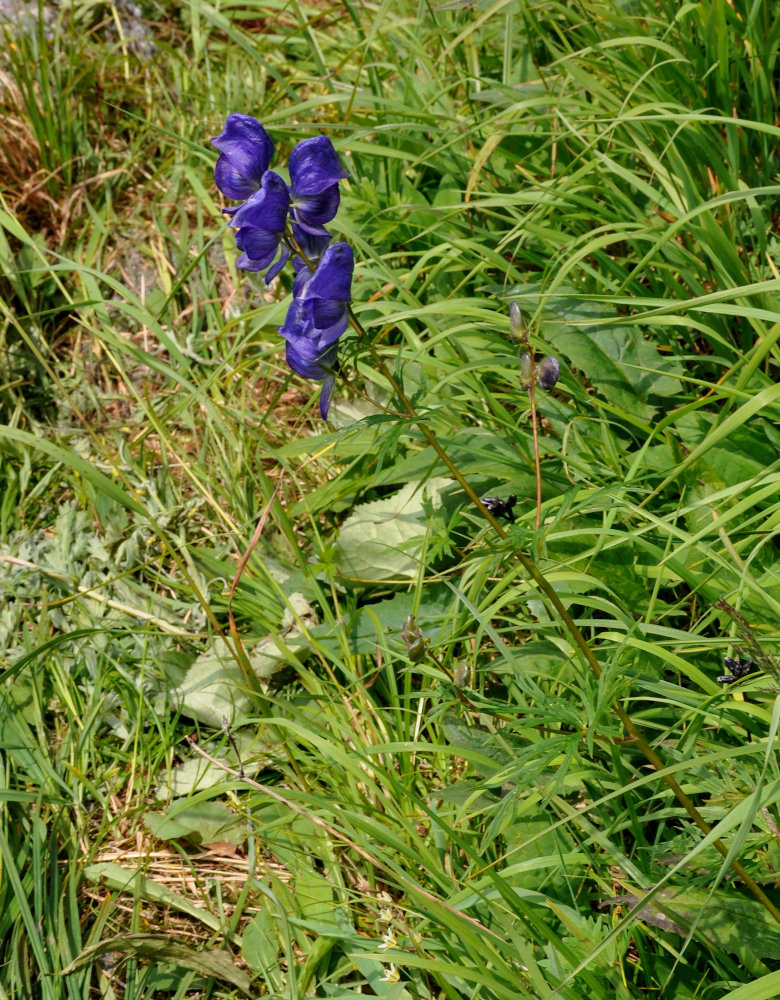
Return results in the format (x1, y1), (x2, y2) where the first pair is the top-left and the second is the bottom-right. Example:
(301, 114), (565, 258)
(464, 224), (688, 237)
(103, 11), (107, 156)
(277, 242), (354, 418)
(211, 114), (354, 416)
(212, 113), (274, 202)
(227, 171), (290, 279)
(288, 136), (349, 234)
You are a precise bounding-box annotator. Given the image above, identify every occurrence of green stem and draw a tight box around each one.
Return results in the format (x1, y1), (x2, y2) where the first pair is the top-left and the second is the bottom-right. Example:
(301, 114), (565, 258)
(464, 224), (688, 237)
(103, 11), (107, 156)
(347, 306), (780, 925)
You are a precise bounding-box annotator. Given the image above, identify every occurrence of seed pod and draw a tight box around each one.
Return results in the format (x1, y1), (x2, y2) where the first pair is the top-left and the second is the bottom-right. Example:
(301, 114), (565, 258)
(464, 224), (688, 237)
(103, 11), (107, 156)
(537, 355), (560, 390)
(519, 352), (532, 384)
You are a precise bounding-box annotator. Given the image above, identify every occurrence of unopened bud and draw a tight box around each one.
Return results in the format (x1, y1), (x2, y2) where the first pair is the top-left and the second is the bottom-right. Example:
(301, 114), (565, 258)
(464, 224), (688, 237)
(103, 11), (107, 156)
(509, 301), (523, 341)
(453, 662), (470, 687)
(537, 355), (560, 390)
(401, 614), (427, 663)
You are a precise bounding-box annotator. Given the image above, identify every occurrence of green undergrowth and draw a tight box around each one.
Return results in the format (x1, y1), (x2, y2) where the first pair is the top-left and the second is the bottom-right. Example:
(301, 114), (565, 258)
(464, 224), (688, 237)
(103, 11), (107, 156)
(1, 0), (780, 997)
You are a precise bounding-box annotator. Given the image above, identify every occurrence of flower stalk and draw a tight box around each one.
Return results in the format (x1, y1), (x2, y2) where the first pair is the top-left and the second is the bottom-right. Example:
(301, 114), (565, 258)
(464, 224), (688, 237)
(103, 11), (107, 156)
(346, 306), (780, 926)
(212, 113), (780, 927)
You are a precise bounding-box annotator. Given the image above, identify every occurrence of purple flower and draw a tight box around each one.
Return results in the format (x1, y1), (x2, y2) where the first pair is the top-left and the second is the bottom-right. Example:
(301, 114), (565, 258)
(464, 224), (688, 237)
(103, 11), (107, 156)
(291, 225), (332, 295)
(278, 242), (354, 418)
(228, 171), (290, 278)
(280, 242), (353, 347)
(537, 355), (560, 390)
(211, 113), (274, 202)
(291, 224), (332, 265)
(285, 339), (341, 419)
(288, 136), (349, 235)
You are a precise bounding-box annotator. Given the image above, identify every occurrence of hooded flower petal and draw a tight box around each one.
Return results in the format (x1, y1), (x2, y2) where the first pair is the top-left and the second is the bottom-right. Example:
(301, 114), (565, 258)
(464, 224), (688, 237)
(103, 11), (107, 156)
(285, 337), (339, 381)
(229, 171), (289, 231)
(288, 136), (349, 196)
(212, 114), (274, 201)
(229, 172), (290, 277)
(318, 373), (337, 419)
(288, 135), (349, 231)
(235, 232), (290, 279)
(278, 242), (354, 349)
(305, 242), (353, 305)
(307, 296), (352, 345)
(290, 185), (341, 235)
(264, 246), (291, 283)
(235, 227), (282, 271)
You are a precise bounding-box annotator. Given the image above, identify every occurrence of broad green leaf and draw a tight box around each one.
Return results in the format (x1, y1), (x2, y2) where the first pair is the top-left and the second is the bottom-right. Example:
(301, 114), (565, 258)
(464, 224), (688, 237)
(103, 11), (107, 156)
(613, 887), (780, 969)
(144, 799), (245, 846)
(332, 477), (452, 581)
(170, 596), (316, 726)
(168, 637), (252, 727)
(514, 290), (684, 418)
(154, 726), (286, 797)
(310, 584), (454, 657)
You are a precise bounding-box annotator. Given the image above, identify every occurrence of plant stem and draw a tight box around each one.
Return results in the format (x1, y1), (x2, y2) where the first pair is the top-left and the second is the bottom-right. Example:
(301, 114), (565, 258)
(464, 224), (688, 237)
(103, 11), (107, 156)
(526, 353), (543, 537)
(347, 306), (780, 926)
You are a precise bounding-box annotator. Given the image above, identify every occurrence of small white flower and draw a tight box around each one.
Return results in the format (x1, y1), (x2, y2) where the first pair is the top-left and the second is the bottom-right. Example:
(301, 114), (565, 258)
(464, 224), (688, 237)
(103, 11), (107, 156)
(380, 963), (400, 984)
(378, 907), (394, 923)
(379, 929), (398, 950)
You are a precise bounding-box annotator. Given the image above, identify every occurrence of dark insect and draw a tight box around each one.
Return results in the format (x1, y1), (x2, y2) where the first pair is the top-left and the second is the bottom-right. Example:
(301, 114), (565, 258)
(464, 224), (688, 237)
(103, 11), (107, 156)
(717, 656), (757, 684)
(480, 493), (517, 524)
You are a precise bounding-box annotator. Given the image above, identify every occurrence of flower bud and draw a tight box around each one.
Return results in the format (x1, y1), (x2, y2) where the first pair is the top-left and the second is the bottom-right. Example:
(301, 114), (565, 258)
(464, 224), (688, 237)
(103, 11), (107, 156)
(509, 301), (523, 339)
(537, 355), (560, 390)
(453, 662), (470, 687)
(401, 614), (427, 663)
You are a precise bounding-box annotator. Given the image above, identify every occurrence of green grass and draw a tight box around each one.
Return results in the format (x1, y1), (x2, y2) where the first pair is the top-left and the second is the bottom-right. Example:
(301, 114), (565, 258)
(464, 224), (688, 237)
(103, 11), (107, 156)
(1, 0), (780, 996)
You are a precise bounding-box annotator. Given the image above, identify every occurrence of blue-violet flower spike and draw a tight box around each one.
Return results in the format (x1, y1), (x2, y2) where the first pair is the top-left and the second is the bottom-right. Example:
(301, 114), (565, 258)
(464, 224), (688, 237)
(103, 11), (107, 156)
(279, 241), (354, 348)
(212, 113), (274, 202)
(288, 136), (349, 234)
(278, 242), (354, 418)
(229, 171), (290, 275)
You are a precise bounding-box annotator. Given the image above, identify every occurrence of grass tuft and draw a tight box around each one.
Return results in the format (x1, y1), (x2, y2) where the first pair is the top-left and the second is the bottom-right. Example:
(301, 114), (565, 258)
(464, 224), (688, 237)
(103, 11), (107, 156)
(1, 0), (780, 996)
